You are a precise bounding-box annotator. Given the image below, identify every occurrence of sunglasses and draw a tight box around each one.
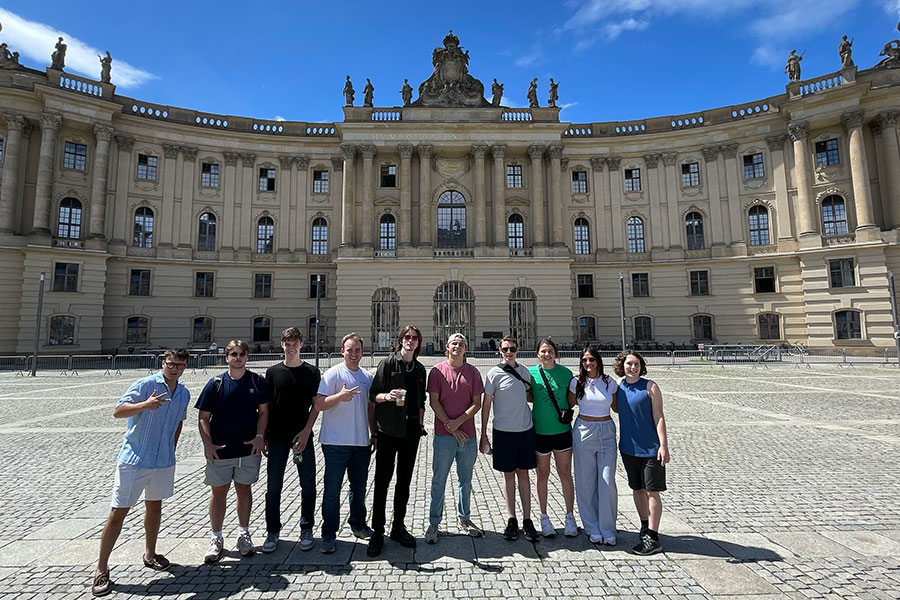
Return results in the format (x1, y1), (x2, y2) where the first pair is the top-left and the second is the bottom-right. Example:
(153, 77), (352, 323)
(228, 351), (247, 358)
(581, 357), (597, 363)
(500, 346), (517, 353)
(164, 361), (187, 369)
(403, 334), (419, 341)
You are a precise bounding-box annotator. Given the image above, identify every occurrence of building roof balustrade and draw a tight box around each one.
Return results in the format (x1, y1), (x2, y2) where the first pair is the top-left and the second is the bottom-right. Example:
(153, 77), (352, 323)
(788, 67), (855, 99)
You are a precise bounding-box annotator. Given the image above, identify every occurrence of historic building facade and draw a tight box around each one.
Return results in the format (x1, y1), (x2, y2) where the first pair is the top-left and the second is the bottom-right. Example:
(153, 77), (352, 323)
(1, 31), (899, 355)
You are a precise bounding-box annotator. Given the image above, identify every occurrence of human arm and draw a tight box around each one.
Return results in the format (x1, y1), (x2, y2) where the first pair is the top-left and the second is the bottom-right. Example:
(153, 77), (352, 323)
(244, 402), (268, 455)
(198, 410), (225, 460)
(293, 407), (320, 452)
(480, 393), (493, 444)
(429, 392), (451, 429)
(173, 421), (183, 450)
(314, 384), (361, 411)
(113, 381), (169, 418)
(648, 381), (669, 465)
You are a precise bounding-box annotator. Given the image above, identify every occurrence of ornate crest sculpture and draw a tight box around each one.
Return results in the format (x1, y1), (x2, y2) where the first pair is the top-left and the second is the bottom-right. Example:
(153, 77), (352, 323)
(412, 31), (489, 108)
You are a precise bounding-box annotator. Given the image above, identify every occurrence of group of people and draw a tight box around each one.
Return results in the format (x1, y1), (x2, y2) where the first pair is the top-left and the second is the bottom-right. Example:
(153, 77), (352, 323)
(91, 328), (670, 597)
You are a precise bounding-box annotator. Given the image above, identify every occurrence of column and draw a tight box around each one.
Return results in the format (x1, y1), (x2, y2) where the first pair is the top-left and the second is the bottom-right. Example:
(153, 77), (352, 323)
(842, 110), (876, 232)
(294, 156), (309, 251)
(873, 112), (900, 229)
(662, 153), (680, 249)
(720, 143), (744, 245)
(238, 153), (255, 250)
(398, 144), (414, 247)
(277, 156), (293, 252)
(417, 144), (433, 247)
(85, 125), (113, 240)
(359, 144), (376, 247)
(607, 157), (623, 251)
(787, 120), (816, 236)
(766, 134), (793, 240)
(340, 144), (356, 247)
(643, 153), (664, 249)
(590, 157), (609, 251)
(527, 144), (546, 246)
(178, 147), (197, 248)
(0, 114), (27, 233)
(470, 143), (488, 246)
(111, 135), (134, 245)
(548, 145), (566, 246)
(221, 152), (240, 251)
(492, 144), (507, 247)
(158, 144), (179, 248)
(31, 112), (62, 236)
(701, 147), (725, 246)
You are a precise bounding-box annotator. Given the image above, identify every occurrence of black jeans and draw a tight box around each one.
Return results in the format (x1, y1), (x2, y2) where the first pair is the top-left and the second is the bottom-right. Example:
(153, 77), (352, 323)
(371, 420), (421, 534)
(265, 438), (316, 533)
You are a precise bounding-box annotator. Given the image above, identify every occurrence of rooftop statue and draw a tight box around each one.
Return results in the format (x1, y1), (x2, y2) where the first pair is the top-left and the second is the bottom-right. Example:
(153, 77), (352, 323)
(876, 20), (900, 69)
(491, 78), (503, 106)
(99, 51), (112, 84)
(343, 75), (355, 106)
(0, 23), (21, 69)
(363, 78), (374, 107)
(785, 49), (803, 82)
(50, 36), (67, 71)
(548, 78), (559, 108)
(412, 30), (489, 108)
(400, 78), (413, 106)
(527, 77), (539, 108)
(838, 35), (854, 69)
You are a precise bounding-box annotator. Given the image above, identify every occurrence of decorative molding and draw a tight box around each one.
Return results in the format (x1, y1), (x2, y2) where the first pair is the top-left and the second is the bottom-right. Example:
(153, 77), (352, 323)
(223, 152), (240, 166)
(240, 153), (256, 165)
(39, 112), (62, 130)
(701, 147), (719, 162)
(128, 198), (160, 214)
(93, 124), (114, 141)
(253, 209), (275, 222)
(787, 121), (809, 141)
(471, 143), (488, 159)
(841, 109), (865, 131)
(548, 145), (565, 160)
(623, 209), (647, 221)
(162, 144), (180, 159)
(719, 144), (738, 159)
(359, 144), (377, 160)
(681, 205), (707, 219)
(569, 211), (590, 225)
(278, 155), (294, 168)
(374, 195), (400, 206)
(491, 144), (507, 160)
(765, 134), (786, 151)
(662, 153), (678, 167)
(590, 157), (605, 172)
(416, 144), (433, 159)
(643, 153), (660, 168)
(433, 181), (472, 200)
(340, 144), (357, 160)
(181, 147), (198, 161)
(606, 156), (621, 171)
(560, 157), (569, 171)
(294, 156), (309, 169)
(194, 206), (222, 220)
(743, 197), (775, 211)
(435, 157), (470, 179)
(505, 196), (529, 207)
(505, 207), (527, 219)
(330, 156), (342, 170)
(527, 144), (546, 160)
(814, 186), (852, 206)
(3, 113), (26, 131)
(398, 144), (415, 159)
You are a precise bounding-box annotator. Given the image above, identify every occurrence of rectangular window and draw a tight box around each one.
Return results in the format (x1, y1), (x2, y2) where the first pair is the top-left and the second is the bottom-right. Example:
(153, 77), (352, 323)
(313, 170), (329, 193)
(681, 162), (700, 187)
(689, 270), (710, 296)
(753, 267), (776, 293)
(53, 262), (79, 292)
(815, 139), (840, 167)
(129, 269), (151, 296)
(577, 274), (594, 298)
(195, 272), (214, 297)
(63, 141), (87, 171)
(258, 168), (276, 192)
(571, 170), (587, 194)
(743, 153), (764, 179)
(201, 162), (219, 187)
(309, 274), (326, 299)
(136, 154), (158, 180)
(380, 164), (397, 187)
(829, 258), (855, 288)
(835, 311), (862, 340)
(624, 168), (641, 192)
(631, 273), (650, 297)
(254, 273), (272, 298)
(0, 138), (4, 162)
(506, 165), (523, 188)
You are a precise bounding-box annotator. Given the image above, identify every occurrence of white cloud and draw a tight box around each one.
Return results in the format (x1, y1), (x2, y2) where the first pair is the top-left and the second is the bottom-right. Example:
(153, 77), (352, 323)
(274, 115), (287, 122)
(514, 45), (545, 69)
(0, 8), (156, 88)
(603, 18), (649, 41)
(500, 94), (522, 108)
(887, 0), (900, 17)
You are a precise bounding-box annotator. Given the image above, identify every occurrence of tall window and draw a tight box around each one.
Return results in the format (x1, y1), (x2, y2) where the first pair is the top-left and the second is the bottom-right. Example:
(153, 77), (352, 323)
(624, 168), (641, 192)
(815, 139), (840, 167)
(577, 274), (594, 298)
(258, 168), (276, 192)
(192, 316), (212, 344)
(634, 316), (653, 342)
(201, 162), (219, 187)
(509, 287), (537, 350)
(433, 281), (475, 345)
(574, 218), (591, 255)
(627, 216), (645, 253)
(834, 310), (862, 339)
(195, 272), (214, 297)
(136, 154), (158, 180)
(63, 141), (87, 171)
(689, 270), (710, 296)
(198, 212), (217, 251)
(53, 263), (78, 292)
(507, 214), (524, 248)
(0, 138), (4, 162)
(506, 165), (523, 188)
(437, 190), (466, 248)
(126, 316), (149, 344)
(311, 217), (328, 255)
(309, 274), (326, 298)
(577, 316), (596, 342)
(372, 288), (400, 351)
(754, 267), (776, 293)
(129, 269), (151, 296)
(692, 314), (714, 340)
(133, 207), (154, 248)
(57, 198), (82, 239)
(380, 165), (397, 187)
(252, 316), (271, 342)
(821, 195), (848, 235)
(758, 313), (781, 340)
(681, 162), (700, 187)
(748, 205), (770, 246)
(379, 214), (396, 250)
(256, 216), (274, 254)
(571, 170), (587, 194)
(743, 153), (764, 179)
(632, 273), (649, 297)
(254, 273), (272, 298)
(685, 211), (705, 250)
(829, 258), (855, 288)
(313, 170), (328, 193)
(49, 315), (75, 345)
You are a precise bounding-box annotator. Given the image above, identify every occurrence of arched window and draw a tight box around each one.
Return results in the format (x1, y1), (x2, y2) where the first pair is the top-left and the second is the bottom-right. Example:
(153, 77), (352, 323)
(437, 190), (466, 248)
(372, 288), (399, 351)
(252, 316), (271, 342)
(507, 214), (524, 249)
(198, 212), (217, 251)
(509, 287), (537, 350)
(685, 211), (705, 250)
(126, 316), (149, 344)
(757, 313), (781, 340)
(748, 205), (770, 246)
(133, 207), (154, 248)
(577, 316), (596, 342)
(627, 216), (645, 253)
(574, 217), (591, 255)
(692, 314), (714, 341)
(379, 214), (396, 250)
(433, 280), (474, 345)
(191, 316), (212, 345)
(834, 310), (862, 340)
(256, 216), (274, 254)
(311, 217), (328, 255)
(821, 195), (848, 236)
(634, 316), (653, 342)
(49, 315), (75, 345)
(57, 198), (82, 239)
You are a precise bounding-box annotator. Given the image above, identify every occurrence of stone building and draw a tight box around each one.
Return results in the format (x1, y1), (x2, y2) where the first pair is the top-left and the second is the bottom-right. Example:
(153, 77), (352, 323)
(0, 31), (899, 355)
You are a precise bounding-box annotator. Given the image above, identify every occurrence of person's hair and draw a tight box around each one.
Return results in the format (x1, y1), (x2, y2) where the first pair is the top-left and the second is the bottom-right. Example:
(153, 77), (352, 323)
(613, 350), (647, 377)
(281, 327), (302, 343)
(499, 335), (518, 348)
(341, 332), (363, 349)
(224, 339), (249, 353)
(446, 332), (467, 347)
(536, 337), (558, 356)
(163, 347), (190, 362)
(575, 345), (608, 399)
(395, 325), (423, 360)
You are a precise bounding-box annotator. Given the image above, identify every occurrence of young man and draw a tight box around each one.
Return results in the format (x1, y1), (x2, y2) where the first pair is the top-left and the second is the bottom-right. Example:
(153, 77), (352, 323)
(262, 327), (320, 553)
(425, 333), (484, 544)
(92, 348), (191, 597)
(196, 339), (270, 563)
(481, 336), (539, 542)
(314, 332), (374, 554)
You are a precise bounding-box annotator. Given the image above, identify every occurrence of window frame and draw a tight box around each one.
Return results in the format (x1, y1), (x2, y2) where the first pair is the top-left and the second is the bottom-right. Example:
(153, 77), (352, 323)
(821, 195), (849, 236)
(436, 190), (467, 249)
(833, 309), (862, 340)
(681, 162), (700, 187)
(689, 270), (710, 296)
(757, 313), (782, 340)
(253, 273), (273, 299)
(312, 170), (329, 194)
(258, 167), (276, 192)
(379, 214), (396, 250)
(194, 271), (215, 298)
(748, 205), (771, 246)
(573, 217), (591, 255)
(507, 213), (525, 249)
(691, 314), (715, 341)
(624, 168), (641, 192)
(63, 141), (87, 171)
(685, 211), (705, 250)
(379, 164), (397, 188)
(136, 153), (158, 181)
(57, 197), (83, 239)
(577, 316), (596, 342)
(198, 212), (217, 251)
(742, 153), (765, 180)
(753, 266), (777, 294)
(311, 217), (328, 255)
(53, 262), (79, 293)
(191, 316), (213, 345)
(252, 316), (272, 343)
(133, 206), (155, 248)
(828, 257), (856, 288)
(571, 170), (588, 194)
(125, 315), (149, 344)
(576, 273), (594, 299)
(256, 216), (274, 254)
(49, 314), (76, 346)
(129, 269), (151, 296)
(200, 162), (220, 188)
(631, 272), (650, 297)
(633, 315), (653, 342)
(506, 164), (523, 189)
(815, 138), (840, 167)
(309, 274), (326, 299)
(627, 216), (645, 253)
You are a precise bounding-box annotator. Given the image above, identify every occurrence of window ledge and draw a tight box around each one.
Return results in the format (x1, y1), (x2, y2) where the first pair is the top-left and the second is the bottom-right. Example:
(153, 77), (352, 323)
(828, 285), (864, 292)
(832, 338), (872, 346)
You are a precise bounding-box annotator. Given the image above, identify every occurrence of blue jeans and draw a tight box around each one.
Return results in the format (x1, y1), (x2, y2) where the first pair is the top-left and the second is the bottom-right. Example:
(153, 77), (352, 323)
(573, 418), (618, 539)
(321, 444), (370, 541)
(429, 434), (477, 525)
(265, 438), (316, 534)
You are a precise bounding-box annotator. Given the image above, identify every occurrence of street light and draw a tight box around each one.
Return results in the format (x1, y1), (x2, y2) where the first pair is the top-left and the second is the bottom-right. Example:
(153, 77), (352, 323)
(31, 272), (45, 377)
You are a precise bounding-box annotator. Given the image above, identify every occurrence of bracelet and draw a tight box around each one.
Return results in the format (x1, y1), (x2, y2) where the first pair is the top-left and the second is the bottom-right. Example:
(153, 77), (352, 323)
(255, 434), (263, 438)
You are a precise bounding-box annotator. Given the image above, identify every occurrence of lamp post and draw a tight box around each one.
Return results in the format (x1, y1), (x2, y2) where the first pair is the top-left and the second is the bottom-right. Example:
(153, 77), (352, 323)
(31, 272), (45, 377)
(314, 276), (324, 370)
(889, 271), (900, 367)
(619, 272), (626, 351)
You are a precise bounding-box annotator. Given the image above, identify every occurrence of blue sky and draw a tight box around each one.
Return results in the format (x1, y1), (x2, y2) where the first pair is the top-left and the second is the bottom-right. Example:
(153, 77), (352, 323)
(0, 1), (897, 125)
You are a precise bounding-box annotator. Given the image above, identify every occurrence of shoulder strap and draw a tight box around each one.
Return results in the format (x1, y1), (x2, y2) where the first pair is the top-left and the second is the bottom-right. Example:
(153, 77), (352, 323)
(499, 363), (531, 391)
(538, 367), (564, 416)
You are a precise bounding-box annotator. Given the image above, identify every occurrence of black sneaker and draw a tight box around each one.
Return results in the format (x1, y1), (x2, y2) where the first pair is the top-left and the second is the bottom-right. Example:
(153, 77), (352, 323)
(389, 526), (417, 548)
(522, 519), (539, 542)
(366, 533), (384, 558)
(631, 533), (662, 556)
(503, 518), (519, 541)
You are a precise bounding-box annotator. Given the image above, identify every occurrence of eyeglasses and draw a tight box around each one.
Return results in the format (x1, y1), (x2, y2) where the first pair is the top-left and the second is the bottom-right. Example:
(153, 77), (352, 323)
(581, 357), (597, 363)
(228, 351), (247, 358)
(500, 347), (517, 353)
(164, 361), (187, 369)
(403, 335), (419, 341)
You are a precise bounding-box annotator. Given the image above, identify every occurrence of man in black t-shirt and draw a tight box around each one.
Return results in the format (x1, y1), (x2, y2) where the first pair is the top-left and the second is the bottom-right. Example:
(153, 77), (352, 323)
(261, 327), (321, 553)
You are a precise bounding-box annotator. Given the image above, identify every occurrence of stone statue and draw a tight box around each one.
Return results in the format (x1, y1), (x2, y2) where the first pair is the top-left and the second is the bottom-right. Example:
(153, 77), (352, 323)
(548, 78), (559, 108)
(363, 78), (374, 107)
(0, 24), (22, 71)
(785, 49), (803, 82)
(491, 78), (503, 106)
(838, 35), (854, 69)
(343, 75), (355, 106)
(527, 77), (539, 108)
(50, 36), (67, 70)
(876, 20), (900, 69)
(99, 51), (112, 84)
(400, 78), (413, 106)
(412, 30), (489, 108)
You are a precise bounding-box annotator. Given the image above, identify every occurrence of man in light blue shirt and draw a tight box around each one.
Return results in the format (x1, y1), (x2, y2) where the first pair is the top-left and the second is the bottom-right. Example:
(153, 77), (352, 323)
(92, 348), (191, 597)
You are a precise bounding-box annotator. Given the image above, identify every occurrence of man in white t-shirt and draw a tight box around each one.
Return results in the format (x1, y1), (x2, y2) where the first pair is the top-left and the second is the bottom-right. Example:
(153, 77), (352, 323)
(313, 332), (375, 554)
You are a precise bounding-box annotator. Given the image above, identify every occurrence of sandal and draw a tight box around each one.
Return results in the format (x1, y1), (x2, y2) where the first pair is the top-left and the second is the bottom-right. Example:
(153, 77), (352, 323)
(91, 570), (112, 597)
(142, 553), (171, 571)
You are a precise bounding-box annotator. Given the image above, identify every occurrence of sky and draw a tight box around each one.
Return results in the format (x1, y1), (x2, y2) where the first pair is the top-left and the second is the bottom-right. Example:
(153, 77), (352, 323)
(0, 1), (898, 125)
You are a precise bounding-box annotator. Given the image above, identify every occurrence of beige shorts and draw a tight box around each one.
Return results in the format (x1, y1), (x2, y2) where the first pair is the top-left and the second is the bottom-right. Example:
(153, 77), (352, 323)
(204, 453), (262, 487)
(111, 463), (176, 508)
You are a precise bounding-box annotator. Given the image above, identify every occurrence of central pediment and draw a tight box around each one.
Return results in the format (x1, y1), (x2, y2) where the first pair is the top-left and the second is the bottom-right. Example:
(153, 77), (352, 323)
(412, 31), (490, 108)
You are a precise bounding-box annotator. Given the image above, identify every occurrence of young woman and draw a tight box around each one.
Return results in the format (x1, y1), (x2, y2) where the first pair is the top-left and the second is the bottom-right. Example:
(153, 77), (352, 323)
(528, 338), (577, 537)
(567, 346), (618, 545)
(613, 350), (670, 555)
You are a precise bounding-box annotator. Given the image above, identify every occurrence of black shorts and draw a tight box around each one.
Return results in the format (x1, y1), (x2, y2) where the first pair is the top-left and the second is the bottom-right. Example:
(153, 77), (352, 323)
(534, 430), (573, 456)
(621, 453), (667, 492)
(492, 428), (537, 472)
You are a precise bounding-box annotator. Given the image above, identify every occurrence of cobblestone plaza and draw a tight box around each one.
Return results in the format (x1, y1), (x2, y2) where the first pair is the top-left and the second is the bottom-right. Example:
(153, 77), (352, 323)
(0, 363), (898, 599)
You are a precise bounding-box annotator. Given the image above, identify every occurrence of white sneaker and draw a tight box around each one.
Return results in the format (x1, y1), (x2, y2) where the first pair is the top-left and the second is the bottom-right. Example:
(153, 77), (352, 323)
(564, 513), (578, 537)
(540, 514), (556, 537)
(237, 531), (255, 556)
(425, 523), (439, 544)
(204, 536), (223, 564)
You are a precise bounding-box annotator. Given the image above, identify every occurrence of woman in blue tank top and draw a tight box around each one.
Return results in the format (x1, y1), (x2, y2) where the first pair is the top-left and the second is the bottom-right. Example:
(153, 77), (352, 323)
(613, 350), (669, 556)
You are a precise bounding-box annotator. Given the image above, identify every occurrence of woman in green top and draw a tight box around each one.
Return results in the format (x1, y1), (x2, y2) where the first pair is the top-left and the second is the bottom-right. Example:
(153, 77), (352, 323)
(528, 338), (578, 537)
